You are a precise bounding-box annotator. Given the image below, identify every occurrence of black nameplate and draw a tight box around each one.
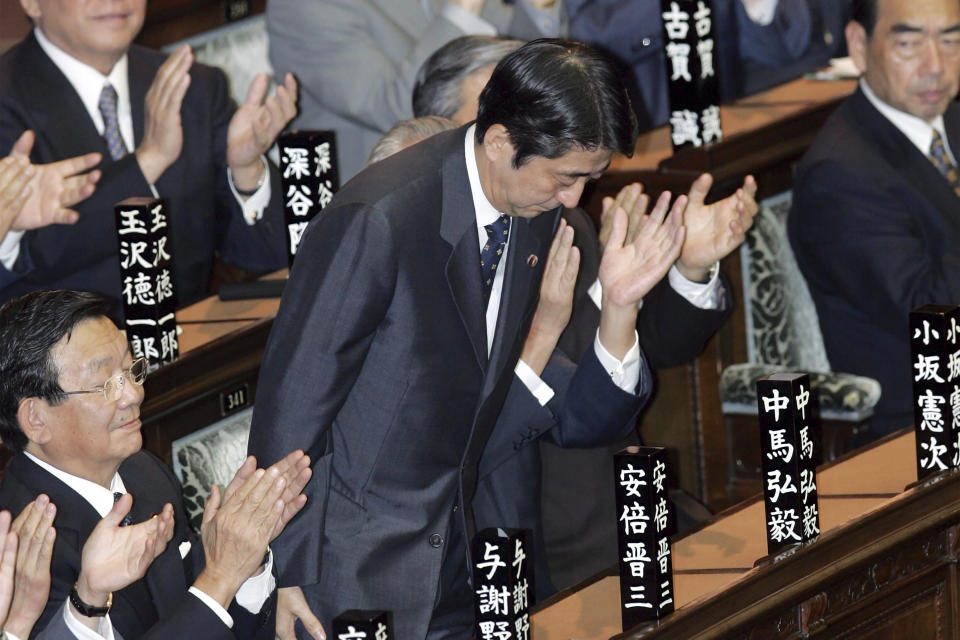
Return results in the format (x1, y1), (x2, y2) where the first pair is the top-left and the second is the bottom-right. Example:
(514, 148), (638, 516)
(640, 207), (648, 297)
(332, 610), (392, 640)
(224, 0), (251, 22)
(613, 446), (674, 630)
(278, 130), (340, 264)
(114, 197), (178, 368)
(660, 0), (723, 151)
(910, 305), (960, 479)
(757, 373), (820, 556)
(219, 383), (250, 417)
(472, 528), (531, 640)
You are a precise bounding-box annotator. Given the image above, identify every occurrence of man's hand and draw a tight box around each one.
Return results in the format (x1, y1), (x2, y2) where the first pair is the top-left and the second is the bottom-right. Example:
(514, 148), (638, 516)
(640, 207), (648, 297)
(676, 173), (758, 282)
(223, 451), (311, 541)
(520, 219), (580, 375)
(598, 183), (649, 253)
(5, 495), (57, 640)
(276, 585), (326, 640)
(0, 511), (16, 628)
(226, 72), (298, 192)
(194, 467), (286, 609)
(597, 191), (686, 358)
(136, 44), (193, 184)
(6, 130), (101, 232)
(72, 495), (175, 628)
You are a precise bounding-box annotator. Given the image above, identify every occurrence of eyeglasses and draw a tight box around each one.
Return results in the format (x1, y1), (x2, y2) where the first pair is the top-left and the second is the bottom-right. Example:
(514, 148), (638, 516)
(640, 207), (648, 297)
(62, 357), (148, 402)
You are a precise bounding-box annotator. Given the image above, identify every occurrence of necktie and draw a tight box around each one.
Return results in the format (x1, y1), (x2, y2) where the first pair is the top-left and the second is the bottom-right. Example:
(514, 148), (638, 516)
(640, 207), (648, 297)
(928, 129), (960, 197)
(113, 491), (134, 526)
(480, 214), (510, 306)
(99, 83), (128, 161)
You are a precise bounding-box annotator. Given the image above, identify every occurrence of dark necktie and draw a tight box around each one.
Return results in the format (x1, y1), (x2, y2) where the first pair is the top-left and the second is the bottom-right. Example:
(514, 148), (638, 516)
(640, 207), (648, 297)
(928, 129), (960, 197)
(99, 83), (128, 161)
(113, 491), (134, 526)
(480, 214), (510, 306)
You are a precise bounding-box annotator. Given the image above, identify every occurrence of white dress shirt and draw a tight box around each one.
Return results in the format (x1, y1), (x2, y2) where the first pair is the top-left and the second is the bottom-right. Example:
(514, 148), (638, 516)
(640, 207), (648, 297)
(0, 28), (271, 271)
(860, 78), (957, 163)
(463, 126), (642, 406)
(22, 452), (275, 638)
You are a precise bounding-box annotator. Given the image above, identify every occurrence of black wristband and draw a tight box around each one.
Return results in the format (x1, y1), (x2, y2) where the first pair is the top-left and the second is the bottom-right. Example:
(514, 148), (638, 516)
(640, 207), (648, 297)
(233, 160), (267, 197)
(69, 583), (112, 617)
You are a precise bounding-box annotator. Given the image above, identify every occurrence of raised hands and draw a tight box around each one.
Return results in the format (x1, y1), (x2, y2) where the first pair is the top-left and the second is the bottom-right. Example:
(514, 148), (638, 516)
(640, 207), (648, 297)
(0, 511), (16, 629)
(4, 496), (57, 639)
(276, 585), (326, 640)
(222, 450), (311, 541)
(520, 219), (580, 374)
(71, 495), (175, 627)
(136, 44), (193, 184)
(2, 130), (101, 236)
(676, 173), (758, 282)
(226, 72), (298, 193)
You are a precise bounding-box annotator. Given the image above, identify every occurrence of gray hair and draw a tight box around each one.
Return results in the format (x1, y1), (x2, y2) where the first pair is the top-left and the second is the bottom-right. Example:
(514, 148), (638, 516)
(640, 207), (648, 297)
(412, 36), (523, 119)
(367, 116), (458, 165)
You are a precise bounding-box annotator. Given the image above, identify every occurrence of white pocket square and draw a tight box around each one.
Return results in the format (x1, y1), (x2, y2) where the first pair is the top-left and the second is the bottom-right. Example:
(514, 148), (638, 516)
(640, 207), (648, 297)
(179, 541), (192, 559)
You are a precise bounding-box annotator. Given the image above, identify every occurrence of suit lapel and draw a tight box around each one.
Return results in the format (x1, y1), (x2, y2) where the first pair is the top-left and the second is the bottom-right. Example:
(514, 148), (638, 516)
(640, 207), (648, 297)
(128, 46), (151, 148)
(441, 129), (488, 373)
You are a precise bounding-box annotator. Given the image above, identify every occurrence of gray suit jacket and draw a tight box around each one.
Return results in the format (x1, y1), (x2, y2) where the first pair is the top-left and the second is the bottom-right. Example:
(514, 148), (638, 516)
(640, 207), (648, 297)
(247, 126), (646, 639)
(267, 0), (563, 181)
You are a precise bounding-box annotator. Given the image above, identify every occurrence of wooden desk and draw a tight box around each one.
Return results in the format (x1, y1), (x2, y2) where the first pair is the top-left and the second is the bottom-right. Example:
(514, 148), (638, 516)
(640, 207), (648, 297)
(531, 431), (960, 639)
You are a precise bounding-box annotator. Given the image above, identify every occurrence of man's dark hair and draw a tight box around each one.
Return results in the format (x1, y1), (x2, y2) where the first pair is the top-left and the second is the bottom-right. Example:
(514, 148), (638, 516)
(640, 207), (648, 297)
(475, 38), (638, 168)
(0, 290), (114, 453)
(851, 0), (878, 37)
(412, 35), (523, 119)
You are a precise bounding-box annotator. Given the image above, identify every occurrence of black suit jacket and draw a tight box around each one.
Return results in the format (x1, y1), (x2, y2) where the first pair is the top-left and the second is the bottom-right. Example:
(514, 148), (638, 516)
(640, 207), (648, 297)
(0, 451), (275, 640)
(0, 34), (286, 306)
(247, 126), (647, 639)
(788, 87), (960, 436)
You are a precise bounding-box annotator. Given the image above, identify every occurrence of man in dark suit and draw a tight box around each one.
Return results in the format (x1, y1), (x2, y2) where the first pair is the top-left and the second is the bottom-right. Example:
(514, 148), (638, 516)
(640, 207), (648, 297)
(0, 290), (312, 639)
(0, 0), (297, 306)
(788, 0), (960, 439)
(248, 39), (693, 640)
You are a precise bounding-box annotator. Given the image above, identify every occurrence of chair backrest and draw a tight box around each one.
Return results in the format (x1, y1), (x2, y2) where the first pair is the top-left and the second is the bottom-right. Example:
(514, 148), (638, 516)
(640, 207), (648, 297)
(739, 190), (831, 371)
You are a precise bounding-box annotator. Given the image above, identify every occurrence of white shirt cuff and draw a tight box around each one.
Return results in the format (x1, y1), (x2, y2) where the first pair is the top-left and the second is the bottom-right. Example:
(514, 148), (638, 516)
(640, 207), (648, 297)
(234, 549), (276, 614)
(667, 263), (723, 310)
(188, 586), (234, 628)
(227, 157), (272, 225)
(442, 3), (498, 35)
(0, 229), (24, 270)
(63, 602), (116, 640)
(587, 278), (645, 312)
(514, 359), (556, 406)
(594, 330), (641, 392)
(741, 0), (779, 25)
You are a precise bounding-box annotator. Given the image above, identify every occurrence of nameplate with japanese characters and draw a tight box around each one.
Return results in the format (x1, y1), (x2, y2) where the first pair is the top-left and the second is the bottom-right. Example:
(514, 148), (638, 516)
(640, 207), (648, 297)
(613, 446), (674, 629)
(910, 304), (960, 479)
(278, 130), (339, 263)
(660, 0), (723, 151)
(472, 528), (531, 640)
(114, 197), (178, 368)
(331, 610), (392, 640)
(757, 373), (820, 556)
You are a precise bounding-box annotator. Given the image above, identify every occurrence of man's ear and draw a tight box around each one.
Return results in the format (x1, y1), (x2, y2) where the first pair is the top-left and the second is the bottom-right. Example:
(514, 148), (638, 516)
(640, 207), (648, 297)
(17, 397), (52, 446)
(19, 0), (41, 22)
(482, 123), (515, 164)
(846, 20), (869, 75)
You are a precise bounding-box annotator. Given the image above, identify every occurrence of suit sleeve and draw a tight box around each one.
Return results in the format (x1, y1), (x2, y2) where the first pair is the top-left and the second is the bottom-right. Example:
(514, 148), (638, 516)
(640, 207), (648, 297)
(247, 202), (397, 586)
(790, 159), (960, 337)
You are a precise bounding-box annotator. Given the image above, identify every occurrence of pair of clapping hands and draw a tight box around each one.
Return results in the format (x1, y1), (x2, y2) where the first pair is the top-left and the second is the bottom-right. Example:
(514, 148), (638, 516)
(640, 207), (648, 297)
(530, 173), (759, 344)
(0, 451), (311, 638)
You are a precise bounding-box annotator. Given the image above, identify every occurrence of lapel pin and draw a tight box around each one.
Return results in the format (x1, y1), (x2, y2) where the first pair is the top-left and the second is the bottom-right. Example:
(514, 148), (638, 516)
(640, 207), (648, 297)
(526, 254), (538, 268)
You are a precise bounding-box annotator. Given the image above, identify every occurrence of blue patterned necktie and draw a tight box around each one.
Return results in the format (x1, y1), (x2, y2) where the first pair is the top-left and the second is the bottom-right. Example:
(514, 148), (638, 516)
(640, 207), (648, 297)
(928, 129), (960, 197)
(480, 214), (510, 306)
(113, 491), (134, 526)
(99, 83), (128, 161)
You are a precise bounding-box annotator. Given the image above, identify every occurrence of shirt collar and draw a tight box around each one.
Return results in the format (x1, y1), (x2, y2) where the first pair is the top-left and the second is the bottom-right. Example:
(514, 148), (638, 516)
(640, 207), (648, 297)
(23, 450), (126, 518)
(464, 124), (504, 232)
(860, 77), (947, 156)
(34, 26), (130, 133)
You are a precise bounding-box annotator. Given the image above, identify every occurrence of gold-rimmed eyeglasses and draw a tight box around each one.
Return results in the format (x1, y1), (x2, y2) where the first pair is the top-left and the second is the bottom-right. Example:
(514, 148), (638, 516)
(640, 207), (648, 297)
(62, 357), (148, 402)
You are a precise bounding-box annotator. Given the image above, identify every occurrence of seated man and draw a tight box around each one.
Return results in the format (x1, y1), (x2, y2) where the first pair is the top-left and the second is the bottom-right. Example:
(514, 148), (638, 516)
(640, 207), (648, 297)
(0, 289), (311, 639)
(788, 0), (960, 439)
(0, 0), (298, 306)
